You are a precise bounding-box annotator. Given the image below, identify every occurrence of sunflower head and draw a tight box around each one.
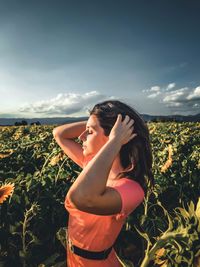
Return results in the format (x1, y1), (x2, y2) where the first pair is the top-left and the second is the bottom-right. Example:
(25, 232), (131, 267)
(0, 182), (15, 204)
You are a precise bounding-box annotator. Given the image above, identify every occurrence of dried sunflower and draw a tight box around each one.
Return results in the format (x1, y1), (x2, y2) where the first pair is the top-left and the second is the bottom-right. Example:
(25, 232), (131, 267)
(0, 149), (14, 159)
(50, 152), (65, 166)
(154, 247), (168, 265)
(0, 182), (15, 204)
(161, 144), (173, 172)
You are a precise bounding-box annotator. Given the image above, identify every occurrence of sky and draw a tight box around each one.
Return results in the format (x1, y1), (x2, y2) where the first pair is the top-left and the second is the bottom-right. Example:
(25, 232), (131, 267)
(0, 0), (200, 118)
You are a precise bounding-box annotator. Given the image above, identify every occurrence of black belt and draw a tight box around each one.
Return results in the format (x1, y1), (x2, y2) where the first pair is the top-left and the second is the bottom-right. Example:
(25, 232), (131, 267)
(67, 237), (113, 260)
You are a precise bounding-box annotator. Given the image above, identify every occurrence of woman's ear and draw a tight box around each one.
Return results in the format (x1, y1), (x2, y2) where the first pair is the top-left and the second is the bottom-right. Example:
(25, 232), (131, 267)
(121, 162), (134, 173)
(126, 162), (135, 172)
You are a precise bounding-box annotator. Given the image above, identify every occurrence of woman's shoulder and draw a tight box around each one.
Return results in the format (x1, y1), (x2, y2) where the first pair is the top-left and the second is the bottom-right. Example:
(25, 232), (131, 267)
(112, 177), (145, 197)
(115, 176), (141, 185)
(110, 177), (145, 219)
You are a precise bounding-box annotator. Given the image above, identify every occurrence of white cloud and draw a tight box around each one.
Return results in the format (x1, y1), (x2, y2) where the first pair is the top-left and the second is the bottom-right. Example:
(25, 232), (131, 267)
(18, 91), (115, 116)
(193, 103), (200, 108)
(166, 83), (176, 90)
(150, 86), (160, 92)
(165, 102), (183, 107)
(145, 85), (161, 98)
(142, 85), (160, 94)
(163, 87), (189, 103)
(186, 86), (200, 100)
(145, 83), (200, 114)
(144, 83), (176, 96)
(147, 91), (161, 98)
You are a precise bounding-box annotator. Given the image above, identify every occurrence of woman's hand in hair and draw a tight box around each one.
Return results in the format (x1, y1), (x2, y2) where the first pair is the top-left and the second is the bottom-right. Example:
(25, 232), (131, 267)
(109, 114), (137, 146)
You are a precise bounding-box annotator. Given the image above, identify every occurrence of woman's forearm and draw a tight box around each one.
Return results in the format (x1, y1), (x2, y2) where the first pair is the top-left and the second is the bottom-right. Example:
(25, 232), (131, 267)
(69, 138), (121, 201)
(53, 120), (87, 139)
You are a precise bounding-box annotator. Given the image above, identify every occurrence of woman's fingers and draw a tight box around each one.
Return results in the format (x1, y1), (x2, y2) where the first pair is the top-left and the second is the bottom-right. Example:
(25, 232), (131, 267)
(124, 115), (131, 124)
(113, 114), (137, 145)
(129, 120), (134, 128)
(131, 133), (138, 139)
(124, 115), (136, 139)
(121, 114), (134, 125)
(126, 118), (136, 140)
(124, 116), (134, 130)
(119, 115), (134, 133)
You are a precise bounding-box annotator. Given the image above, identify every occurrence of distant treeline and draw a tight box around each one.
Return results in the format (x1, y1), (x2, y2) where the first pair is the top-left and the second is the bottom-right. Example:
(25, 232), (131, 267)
(14, 120), (41, 126)
(15, 118), (186, 125)
(150, 117), (183, 122)
(0, 116), (198, 127)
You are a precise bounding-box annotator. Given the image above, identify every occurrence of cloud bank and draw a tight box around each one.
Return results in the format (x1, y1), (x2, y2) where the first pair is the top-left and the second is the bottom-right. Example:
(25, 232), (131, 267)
(144, 83), (200, 114)
(18, 91), (117, 116)
(16, 83), (200, 118)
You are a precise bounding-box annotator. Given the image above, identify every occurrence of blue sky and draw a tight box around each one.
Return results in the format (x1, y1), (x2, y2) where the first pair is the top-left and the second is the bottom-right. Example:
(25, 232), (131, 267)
(0, 0), (200, 118)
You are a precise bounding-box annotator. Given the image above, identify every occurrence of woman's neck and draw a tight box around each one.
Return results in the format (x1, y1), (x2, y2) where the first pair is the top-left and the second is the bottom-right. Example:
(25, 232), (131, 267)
(108, 154), (134, 181)
(108, 155), (124, 181)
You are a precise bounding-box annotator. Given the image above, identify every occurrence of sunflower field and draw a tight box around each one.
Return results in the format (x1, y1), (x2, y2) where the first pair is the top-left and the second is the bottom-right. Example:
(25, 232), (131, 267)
(0, 122), (199, 267)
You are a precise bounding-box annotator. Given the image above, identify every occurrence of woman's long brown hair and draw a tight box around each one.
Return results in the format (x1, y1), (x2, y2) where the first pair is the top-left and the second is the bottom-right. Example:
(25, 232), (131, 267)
(88, 100), (155, 197)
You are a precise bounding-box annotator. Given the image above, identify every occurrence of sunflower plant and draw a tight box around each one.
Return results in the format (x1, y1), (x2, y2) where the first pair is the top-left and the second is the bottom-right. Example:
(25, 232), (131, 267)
(0, 182), (15, 204)
(137, 197), (200, 267)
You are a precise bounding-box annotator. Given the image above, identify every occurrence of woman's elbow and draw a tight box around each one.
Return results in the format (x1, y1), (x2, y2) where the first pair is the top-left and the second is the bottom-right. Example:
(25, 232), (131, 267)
(68, 190), (93, 210)
(53, 127), (60, 138)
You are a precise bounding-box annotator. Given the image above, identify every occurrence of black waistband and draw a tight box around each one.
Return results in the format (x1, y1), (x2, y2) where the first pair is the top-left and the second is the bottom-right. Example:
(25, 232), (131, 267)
(67, 238), (113, 260)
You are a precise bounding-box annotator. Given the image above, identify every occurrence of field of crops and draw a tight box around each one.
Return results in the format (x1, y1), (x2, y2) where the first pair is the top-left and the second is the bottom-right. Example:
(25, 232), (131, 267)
(0, 122), (199, 267)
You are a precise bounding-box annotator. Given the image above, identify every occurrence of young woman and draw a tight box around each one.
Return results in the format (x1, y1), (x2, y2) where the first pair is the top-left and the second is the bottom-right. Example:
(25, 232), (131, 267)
(53, 100), (154, 267)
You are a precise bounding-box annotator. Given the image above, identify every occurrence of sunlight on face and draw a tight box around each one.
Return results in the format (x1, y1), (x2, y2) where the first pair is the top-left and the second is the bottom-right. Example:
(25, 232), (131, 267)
(79, 115), (109, 157)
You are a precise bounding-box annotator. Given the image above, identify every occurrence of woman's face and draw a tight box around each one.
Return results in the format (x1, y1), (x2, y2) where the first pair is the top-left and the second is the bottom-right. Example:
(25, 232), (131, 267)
(78, 115), (109, 157)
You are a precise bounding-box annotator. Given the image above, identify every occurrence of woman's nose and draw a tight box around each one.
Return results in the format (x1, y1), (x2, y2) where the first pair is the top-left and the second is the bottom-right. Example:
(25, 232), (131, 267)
(78, 131), (86, 141)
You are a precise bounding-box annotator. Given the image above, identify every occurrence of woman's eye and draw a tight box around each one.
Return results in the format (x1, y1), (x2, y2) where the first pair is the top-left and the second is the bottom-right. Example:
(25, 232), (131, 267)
(85, 129), (92, 135)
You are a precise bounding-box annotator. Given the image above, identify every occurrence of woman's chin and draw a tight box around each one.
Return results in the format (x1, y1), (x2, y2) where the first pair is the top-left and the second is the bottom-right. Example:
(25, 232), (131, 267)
(83, 149), (89, 156)
(83, 149), (94, 157)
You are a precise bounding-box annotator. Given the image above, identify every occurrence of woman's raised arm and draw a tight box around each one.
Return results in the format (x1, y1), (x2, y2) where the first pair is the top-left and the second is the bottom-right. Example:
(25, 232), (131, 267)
(53, 120), (87, 139)
(52, 121), (87, 168)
